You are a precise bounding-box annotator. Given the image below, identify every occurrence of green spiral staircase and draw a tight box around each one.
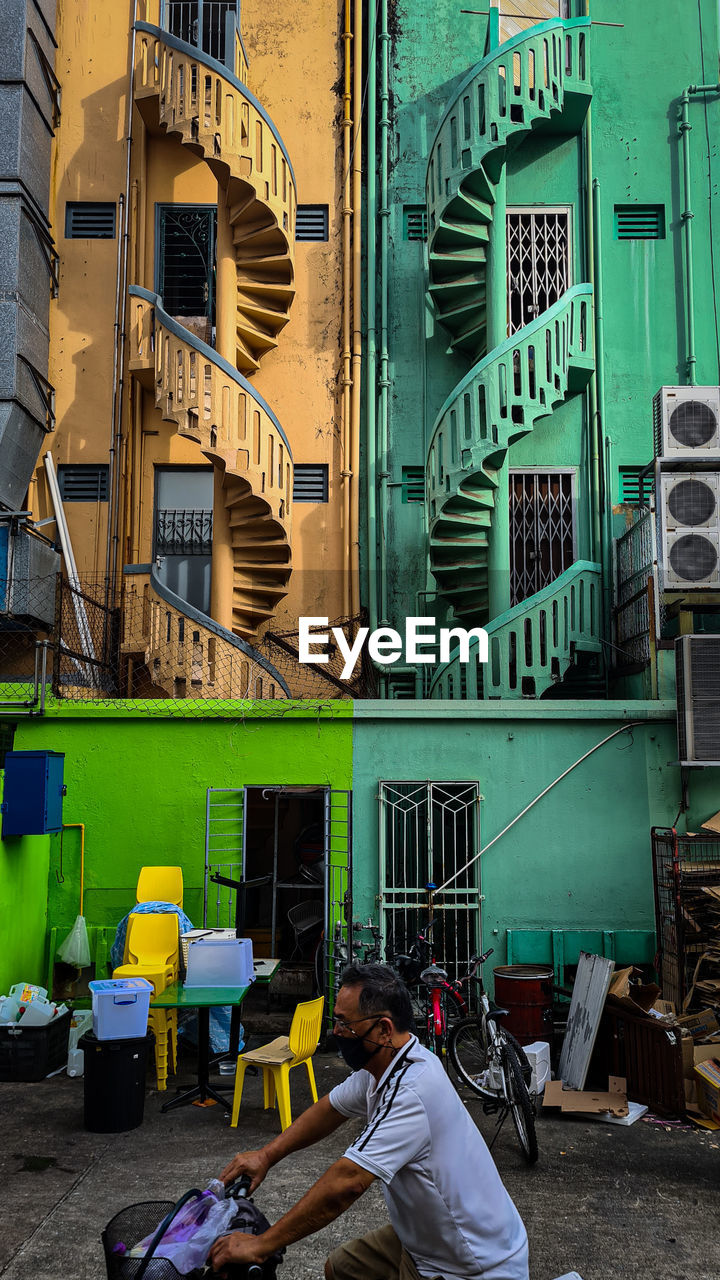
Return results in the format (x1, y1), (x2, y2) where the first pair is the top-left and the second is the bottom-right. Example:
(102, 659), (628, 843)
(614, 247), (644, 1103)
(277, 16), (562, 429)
(425, 17), (601, 697)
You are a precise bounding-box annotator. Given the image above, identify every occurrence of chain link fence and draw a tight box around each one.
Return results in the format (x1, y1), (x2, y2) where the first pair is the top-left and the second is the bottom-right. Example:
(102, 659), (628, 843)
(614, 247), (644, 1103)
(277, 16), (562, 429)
(0, 573), (374, 712)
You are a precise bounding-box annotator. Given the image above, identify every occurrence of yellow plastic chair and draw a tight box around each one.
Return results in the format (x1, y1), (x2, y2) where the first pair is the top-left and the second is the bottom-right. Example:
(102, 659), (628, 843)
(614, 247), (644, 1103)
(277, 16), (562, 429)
(230, 996), (324, 1131)
(113, 913), (180, 1091)
(136, 865), (184, 908)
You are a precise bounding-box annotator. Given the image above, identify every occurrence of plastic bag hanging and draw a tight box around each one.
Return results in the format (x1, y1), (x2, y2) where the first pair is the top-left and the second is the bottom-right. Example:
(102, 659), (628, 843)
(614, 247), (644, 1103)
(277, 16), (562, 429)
(56, 824), (91, 968)
(57, 914), (91, 968)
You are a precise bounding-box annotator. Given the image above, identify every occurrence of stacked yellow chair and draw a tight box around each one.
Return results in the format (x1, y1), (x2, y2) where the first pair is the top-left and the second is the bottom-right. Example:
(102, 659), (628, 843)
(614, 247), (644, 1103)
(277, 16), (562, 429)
(113, 913), (180, 1091)
(136, 865), (184, 908)
(230, 996), (324, 1131)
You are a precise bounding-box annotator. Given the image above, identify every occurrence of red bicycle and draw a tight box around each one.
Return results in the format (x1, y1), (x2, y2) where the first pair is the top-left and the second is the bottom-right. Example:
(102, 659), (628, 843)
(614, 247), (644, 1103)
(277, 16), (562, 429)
(390, 920), (467, 1059)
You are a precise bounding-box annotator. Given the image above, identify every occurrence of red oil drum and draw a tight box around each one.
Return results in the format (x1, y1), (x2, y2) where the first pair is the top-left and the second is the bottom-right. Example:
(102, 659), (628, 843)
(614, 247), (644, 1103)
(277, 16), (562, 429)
(492, 965), (554, 1047)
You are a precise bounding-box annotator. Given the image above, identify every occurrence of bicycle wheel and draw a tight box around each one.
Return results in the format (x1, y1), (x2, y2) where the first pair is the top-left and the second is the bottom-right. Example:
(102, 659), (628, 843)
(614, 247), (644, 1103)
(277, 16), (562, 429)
(500, 1035), (538, 1165)
(448, 1016), (496, 1099)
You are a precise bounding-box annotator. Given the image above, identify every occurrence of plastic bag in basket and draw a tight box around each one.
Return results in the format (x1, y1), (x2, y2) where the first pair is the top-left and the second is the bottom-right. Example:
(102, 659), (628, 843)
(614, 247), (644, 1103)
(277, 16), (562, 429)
(129, 1183), (236, 1275)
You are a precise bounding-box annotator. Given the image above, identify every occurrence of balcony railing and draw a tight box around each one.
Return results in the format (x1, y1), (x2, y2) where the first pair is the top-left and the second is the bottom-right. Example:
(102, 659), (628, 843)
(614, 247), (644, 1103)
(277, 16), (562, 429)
(155, 508), (213, 557)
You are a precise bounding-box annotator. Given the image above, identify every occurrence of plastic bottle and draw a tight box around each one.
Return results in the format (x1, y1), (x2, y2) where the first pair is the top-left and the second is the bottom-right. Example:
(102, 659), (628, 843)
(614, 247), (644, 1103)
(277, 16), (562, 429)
(0, 995), (20, 1023)
(67, 1048), (84, 1077)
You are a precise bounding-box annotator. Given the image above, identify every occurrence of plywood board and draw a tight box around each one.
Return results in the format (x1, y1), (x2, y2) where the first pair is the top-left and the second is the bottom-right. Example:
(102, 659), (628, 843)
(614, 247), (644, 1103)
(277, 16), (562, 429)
(557, 951), (615, 1090)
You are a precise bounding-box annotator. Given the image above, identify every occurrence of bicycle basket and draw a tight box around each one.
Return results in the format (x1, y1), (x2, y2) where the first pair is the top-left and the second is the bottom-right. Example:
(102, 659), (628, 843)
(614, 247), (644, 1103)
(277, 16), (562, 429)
(103, 1201), (202, 1280)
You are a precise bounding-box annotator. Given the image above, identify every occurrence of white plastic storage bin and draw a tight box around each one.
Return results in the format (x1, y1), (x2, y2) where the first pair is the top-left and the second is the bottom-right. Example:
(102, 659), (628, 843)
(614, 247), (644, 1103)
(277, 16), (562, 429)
(184, 937), (254, 988)
(89, 978), (153, 1040)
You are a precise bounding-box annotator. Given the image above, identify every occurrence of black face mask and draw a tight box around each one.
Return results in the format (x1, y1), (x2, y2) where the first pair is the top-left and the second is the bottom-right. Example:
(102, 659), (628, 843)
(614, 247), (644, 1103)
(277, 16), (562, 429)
(336, 1018), (384, 1071)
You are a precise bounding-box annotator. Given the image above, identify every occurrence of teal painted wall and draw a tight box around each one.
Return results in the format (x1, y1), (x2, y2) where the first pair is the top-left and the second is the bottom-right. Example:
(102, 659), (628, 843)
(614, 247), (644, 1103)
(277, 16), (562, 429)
(351, 702), (686, 964)
(0, 704), (352, 986)
(379, 0), (720, 632)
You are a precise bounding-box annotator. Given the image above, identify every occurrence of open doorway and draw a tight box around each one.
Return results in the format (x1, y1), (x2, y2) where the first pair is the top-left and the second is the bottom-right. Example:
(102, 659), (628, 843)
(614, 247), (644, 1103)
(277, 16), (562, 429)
(243, 786), (326, 967)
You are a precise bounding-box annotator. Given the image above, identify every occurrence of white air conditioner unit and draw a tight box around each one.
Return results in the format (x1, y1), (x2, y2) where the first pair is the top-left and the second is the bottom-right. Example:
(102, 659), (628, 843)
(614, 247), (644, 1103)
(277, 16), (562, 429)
(653, 386), (720, 459)
(659, 471), (720, 588)
(675, 635), (720, 766)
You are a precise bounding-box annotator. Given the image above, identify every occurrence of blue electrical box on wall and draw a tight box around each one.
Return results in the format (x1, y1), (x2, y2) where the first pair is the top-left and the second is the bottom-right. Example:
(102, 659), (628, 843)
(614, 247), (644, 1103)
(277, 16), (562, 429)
(1, 751), (66, 836)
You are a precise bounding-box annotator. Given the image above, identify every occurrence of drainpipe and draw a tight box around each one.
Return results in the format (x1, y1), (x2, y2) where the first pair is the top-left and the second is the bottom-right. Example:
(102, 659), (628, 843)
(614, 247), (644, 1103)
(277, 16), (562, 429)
(679, 89), (697, 387)
(341, 0), (353, 616)
(378, 0), (390, 626)
(366, 0), (378, 633)
(350, 0), (363, 617)
(105, 1), (139, 617)
(212, 186), (240, 631)
(584, 0), (601, 566)
(592, 177), (610, 642)
(486, 164), (509, 621)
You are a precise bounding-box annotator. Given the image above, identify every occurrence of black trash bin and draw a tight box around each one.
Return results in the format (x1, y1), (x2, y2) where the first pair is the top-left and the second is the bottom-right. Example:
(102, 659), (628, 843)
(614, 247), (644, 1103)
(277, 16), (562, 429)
(80, 1030), (154, 1133)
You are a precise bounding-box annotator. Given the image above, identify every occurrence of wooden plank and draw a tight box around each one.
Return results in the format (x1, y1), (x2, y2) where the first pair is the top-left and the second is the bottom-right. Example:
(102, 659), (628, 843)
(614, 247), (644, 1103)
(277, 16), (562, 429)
(557, 951), (615, 1090)
(500, 0), (560, 42)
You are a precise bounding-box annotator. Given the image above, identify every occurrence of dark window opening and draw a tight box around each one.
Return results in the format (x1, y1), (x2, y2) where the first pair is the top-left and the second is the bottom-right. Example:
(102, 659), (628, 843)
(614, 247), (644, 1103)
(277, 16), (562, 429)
(157, 205), (216, 340)
(58, 465), (109, 501)
(164, 1), (239, 63)
(293, 465), (329, 503)
(296, 206), (329, 242)
(65, 203), (116, 239)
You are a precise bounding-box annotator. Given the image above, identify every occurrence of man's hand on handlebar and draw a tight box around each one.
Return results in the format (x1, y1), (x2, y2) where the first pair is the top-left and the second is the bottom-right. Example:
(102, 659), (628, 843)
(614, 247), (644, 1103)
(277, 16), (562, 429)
(209, 1228), (267, 1276)
(219, 1147), (271, 1192)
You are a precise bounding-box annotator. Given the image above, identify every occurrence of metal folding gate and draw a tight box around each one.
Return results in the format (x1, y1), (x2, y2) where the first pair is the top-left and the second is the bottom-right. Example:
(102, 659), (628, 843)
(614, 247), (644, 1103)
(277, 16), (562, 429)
(378, 782), (481, 987)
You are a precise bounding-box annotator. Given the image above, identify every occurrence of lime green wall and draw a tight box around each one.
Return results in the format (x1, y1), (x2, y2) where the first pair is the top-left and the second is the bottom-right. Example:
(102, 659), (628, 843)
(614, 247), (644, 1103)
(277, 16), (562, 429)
(0, 703), (352, 982)
(0, 772), (52, 992)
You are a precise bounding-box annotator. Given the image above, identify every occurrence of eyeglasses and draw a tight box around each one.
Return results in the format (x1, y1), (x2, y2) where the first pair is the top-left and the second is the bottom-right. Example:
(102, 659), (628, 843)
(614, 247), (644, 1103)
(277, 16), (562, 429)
(332, 1012), (389, 1037)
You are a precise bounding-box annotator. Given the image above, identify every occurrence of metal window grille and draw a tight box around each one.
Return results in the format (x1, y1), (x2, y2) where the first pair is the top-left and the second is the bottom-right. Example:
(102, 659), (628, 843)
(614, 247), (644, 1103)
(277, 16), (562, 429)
(158, 206), (216, 318)
(65, 203), (116, 239)
(155, 509), (213, 556)
(378, 782), (481, 990)
(614, 205), (665, 240)
(507, 208), (570, 335)
(164, 1), (238, 62)
(619, 467), (654, 506)
(403, 206), (428, 241)
(293, 464), (328, 503)
(401, 466), (425, 503)
(510, 470), (576, 606)
(614, 508), (658, 667)
(295, 206), (329, 242)
(57, 465), (109, 501)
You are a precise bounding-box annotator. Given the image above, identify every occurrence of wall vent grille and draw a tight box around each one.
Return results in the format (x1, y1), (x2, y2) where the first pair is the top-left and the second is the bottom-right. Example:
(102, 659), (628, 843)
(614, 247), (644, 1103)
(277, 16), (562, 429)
(614, 205), (665, 240)
(58, 465), (109, 501)
(296, 206), (329, 241)
(65, 203), (117, 239)
(293, 464), (328, 503)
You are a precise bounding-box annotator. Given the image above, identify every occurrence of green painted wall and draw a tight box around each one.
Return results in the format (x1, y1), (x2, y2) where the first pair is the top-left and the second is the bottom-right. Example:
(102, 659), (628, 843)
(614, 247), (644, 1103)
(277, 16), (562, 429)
(351, 702), (685, 965)
(0, 772), (52, 993)
(379, 0), (720, 633)
(0, 703), (352, 986)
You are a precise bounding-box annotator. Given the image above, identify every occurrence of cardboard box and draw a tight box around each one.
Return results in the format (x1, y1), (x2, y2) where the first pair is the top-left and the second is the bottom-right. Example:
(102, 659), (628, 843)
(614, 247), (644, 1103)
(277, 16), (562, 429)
(606, 967), (660, 1017)
(676, 1009), (720, 1041)
(681, 1032), (720, 1080)
(543, 1076), (628, 1117)
(694, 1058), (720, 1124)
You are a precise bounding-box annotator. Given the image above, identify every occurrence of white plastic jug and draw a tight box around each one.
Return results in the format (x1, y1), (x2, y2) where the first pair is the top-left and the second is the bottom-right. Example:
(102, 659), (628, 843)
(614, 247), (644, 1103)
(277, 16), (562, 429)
(18, 999), (56, 1026)
(9, 982), (48, 1005)
(67, 1047), (84, 1077)
(0, 995), (20, 1023)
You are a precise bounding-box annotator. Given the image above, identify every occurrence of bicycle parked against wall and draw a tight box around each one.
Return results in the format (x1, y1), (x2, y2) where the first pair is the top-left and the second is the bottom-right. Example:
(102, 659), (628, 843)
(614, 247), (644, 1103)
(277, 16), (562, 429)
(448, 948), (538, 1165)
(390, 920), (467, 1059)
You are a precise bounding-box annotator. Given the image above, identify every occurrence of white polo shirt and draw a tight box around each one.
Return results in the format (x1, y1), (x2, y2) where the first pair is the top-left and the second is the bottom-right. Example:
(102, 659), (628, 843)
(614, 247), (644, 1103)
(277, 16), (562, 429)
(329, 1035), (529, 1280)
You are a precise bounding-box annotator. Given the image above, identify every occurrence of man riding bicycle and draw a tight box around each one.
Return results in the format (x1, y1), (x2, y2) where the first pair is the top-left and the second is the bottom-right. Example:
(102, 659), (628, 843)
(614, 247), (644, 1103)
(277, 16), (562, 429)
(210, 962), (529, 1280)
